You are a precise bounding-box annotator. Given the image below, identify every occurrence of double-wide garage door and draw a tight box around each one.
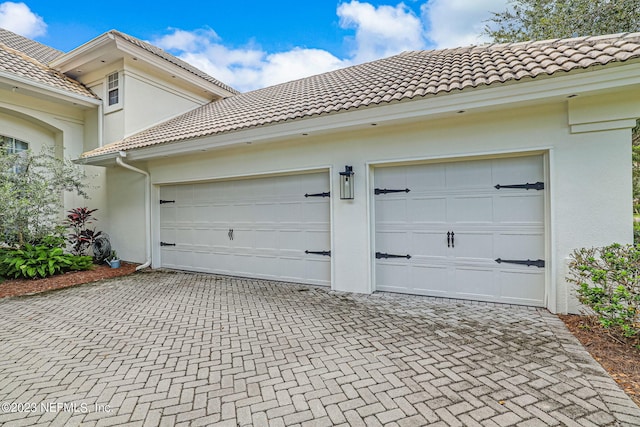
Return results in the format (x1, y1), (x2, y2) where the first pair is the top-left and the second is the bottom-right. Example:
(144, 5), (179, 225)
(375, 155), (546, 306)
(159, 172), (330, 286)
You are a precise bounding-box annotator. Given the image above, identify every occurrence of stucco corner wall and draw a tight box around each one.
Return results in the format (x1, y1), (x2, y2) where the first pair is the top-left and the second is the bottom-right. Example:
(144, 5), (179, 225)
(553, 127), (634, 313)
(106, 166), (147, 263)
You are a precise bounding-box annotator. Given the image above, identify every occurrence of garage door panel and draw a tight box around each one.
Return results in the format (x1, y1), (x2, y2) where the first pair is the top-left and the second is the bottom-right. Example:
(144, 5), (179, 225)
(449, 196), (493, 223)
(411, 231), (447, 258)
(278, 230), (305, 251)
(255, 230), (278, 250)
(375, 167), (409, 188)
(231, 228), (254, 250)
(231, 203), (254, 223)
(303, 259), (331, 285)
(174, 227), (196, 245)
(160, 227), (176, 243)
(375, 263), (410, 292)
(175, 206), (194, 223)
(495, 233), (544, 259)
(454, 268), (498, 299)
(446, 160), (492, 189)
(376, 230), (410, 254)
(492, 156), (543, 185)
(256, 203), (282, 223)
(190, 228), (212, 246)
(198, 204), (231, 223)
(376, 199), (407, 223)
(160, 172), (330, 286)
(301, 202), (330, 224)
(494, 195), (544, 224)
(408, 198), (447, 223)
(190, 206), (211, 223)
(173, 185), (194, 204)
(409, 265), (449, 294)
(406, 164), (446, 191)
(500, 270), (545, 304)
(375, 155), (545, 306)
(173, 250), (195, 269)
(302, 230), (330, 249)
(160, 204), (177, 223)
(452, 232), (493, 259)
(161, 248), (177, 267)
(275, 202), (302, 223)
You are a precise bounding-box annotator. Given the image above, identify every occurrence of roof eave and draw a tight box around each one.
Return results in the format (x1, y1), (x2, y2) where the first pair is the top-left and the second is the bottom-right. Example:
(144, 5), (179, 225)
(74, 151), (120, 166)
(49, 32), (115, 69)
(0, 70), (101, 106)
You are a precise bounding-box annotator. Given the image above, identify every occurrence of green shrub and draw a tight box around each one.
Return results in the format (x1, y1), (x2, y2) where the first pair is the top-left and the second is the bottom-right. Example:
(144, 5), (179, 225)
(634, 221), (640, 244)
(0, 243), (93, 279)
(567, 243), (640, 345)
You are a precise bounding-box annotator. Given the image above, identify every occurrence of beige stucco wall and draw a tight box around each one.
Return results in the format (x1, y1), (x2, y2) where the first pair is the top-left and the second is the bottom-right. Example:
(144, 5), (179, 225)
(83, 61), (210, 145)
(105, 166), (146, 262)
(103, 86), (638, 313)
(122, 68), (208, 139)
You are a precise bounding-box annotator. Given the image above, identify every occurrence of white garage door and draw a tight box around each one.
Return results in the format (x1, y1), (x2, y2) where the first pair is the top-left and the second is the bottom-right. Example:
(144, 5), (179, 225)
(159, 172), (331, 286)
(374, 155), (545, 306)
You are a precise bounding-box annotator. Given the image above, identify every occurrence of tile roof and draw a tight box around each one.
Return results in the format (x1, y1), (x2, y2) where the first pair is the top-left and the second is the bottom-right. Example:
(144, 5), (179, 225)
(0, 28), (63, 63)
(84, 32), (640, 158)
(0, 41), (98, 99)
(0, 28), (98, 99)
(109, 31), (239, 95)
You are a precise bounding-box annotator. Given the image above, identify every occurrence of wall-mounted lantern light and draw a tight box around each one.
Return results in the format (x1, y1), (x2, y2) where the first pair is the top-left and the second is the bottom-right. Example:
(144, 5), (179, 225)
(339, 165), (354, 200)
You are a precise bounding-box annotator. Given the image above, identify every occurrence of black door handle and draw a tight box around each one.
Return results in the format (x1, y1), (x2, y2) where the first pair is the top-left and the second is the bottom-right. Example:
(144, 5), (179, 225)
(447, 231), (451, 247)
(228, 229), (234, 240)
(451, 231), (454, 248)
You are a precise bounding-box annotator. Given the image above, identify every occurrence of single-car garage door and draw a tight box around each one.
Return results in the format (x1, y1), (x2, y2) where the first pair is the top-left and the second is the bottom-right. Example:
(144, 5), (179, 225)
(374, 155), (545, 306)
(159, 172), (331, 286)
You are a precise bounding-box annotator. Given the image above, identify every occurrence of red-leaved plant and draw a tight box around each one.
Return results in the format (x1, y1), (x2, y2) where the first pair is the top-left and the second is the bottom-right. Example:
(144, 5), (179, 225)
(65, 207), (102, 256)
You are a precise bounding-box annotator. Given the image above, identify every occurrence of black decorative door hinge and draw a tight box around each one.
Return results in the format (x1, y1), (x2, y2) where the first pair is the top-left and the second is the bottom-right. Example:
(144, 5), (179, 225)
(494, 182), (544, 191)
(305, 250), (331, 256)
(160, 242), (176, 247)
(374, 188), (410, 195)
(376, 252), (411, 259)
(160, 200), (176, 204)
(495, 258), (545, 268)
(305, 192), (330, 198)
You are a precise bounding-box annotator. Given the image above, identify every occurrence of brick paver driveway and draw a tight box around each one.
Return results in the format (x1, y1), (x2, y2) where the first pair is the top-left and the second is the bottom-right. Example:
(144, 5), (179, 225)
(0, 271), (639, 427)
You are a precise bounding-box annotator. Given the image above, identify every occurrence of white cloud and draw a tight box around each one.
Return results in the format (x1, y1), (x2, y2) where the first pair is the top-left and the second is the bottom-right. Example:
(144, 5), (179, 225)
(423, 0), (509, 48)
(0, 2), (46, 38)
(154, 30), (347, 92)
(154, 1), (508, 92)
(337, 0), (425, 62)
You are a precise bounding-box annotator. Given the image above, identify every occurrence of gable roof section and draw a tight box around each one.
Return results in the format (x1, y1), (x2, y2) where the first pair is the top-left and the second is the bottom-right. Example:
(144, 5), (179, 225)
(49, 30), (238, 98)
(83, 32), (640, 158)
(109, 31), (239, 96)
(0, 28), (63, 63)
(0, 36), (98, 99)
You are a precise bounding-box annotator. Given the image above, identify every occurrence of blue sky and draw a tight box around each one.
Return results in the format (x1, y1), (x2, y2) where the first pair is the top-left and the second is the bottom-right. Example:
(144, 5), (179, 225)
(0, 1), (509, 91)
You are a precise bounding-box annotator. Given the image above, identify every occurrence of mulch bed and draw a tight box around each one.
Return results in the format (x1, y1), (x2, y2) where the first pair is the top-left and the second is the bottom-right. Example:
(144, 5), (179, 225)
(0, 262), (138, 299)
(559, 314), (640, 407)
(1, 268), (638, 407)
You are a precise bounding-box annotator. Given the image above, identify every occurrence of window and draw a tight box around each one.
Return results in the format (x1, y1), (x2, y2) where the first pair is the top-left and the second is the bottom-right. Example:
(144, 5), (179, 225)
(107, 72), (119, 106)
(0, 135), (29, 173)
(0, 135), (28, 154)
